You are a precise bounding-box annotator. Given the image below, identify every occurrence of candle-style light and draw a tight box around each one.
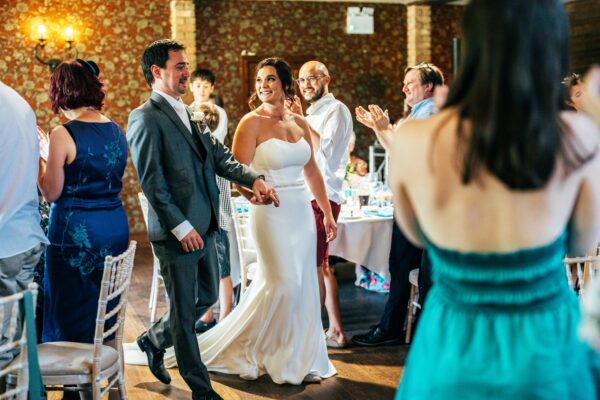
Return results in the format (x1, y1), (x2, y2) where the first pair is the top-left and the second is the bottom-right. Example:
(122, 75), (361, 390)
(37, 24), (47, 41)
(65, 26), (74, 48)
(34, 23), (79, 72)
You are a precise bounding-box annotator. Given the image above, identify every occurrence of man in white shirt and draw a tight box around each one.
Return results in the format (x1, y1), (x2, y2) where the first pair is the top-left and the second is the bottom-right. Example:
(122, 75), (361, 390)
(297, 61), (353, 348)
(0, 81), (48, 367)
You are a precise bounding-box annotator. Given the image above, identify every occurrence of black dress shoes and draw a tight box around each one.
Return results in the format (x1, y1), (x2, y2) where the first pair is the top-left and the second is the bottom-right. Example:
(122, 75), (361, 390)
(194, 318), (217, 334)
(351, 325), (405, 347)
(193, 389), (224, 400)
(137, 333), (171, 384)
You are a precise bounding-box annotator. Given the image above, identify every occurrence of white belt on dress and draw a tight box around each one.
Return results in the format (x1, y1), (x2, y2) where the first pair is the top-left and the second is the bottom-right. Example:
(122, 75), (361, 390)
(269, 181), (306, 189)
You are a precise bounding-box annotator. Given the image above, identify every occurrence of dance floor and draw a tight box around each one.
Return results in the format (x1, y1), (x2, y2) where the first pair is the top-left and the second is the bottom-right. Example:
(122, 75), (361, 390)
(50, 233), (406, 399)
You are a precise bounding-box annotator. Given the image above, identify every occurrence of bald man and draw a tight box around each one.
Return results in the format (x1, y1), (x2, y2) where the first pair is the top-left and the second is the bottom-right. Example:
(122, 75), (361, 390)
(296, 61), (353, 348)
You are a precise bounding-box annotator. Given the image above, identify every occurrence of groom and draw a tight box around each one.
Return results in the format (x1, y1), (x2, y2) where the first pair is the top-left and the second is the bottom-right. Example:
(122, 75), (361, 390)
(127, 39), (277, 400)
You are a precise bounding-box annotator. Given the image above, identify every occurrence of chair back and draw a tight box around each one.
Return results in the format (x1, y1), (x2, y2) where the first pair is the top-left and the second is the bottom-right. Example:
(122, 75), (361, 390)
(137, 192), (151, 228)
(91, 241), (137, 393)
(138, 192), (165, 324)
(564, 254), (600, 299)
(231, 197), (257, 294)
(0, 283), (44, 400)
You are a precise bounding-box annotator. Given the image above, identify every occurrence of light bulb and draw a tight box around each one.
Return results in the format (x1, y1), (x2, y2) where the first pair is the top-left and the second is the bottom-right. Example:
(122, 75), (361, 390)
(37, 25), (47, 40)
(65, 26), (73, 41)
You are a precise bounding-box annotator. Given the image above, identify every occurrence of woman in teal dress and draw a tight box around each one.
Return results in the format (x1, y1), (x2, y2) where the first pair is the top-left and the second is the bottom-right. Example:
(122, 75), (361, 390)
(37, 60), (128, 343)
(366, 0), (600, 398)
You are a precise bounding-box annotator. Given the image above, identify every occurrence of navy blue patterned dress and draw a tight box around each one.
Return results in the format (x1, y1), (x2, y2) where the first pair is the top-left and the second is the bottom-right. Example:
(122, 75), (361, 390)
(42, 120), (129, 343)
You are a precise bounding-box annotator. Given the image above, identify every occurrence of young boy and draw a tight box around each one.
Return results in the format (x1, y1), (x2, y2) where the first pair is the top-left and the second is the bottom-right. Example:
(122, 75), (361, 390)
(189, 69), (233, 332)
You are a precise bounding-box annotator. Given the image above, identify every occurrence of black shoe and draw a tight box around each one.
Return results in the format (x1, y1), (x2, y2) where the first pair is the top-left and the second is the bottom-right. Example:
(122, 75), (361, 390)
(61, 391), (80, 400)
(351, 325), (405, 347)
(193, 390), (223, 400)
(194, 318), (217, 334)
(137, 333), (171, 384)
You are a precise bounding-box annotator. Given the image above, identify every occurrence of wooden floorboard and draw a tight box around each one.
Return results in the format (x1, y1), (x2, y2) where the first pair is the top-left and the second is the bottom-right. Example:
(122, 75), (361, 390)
(117, 233), (405, 400)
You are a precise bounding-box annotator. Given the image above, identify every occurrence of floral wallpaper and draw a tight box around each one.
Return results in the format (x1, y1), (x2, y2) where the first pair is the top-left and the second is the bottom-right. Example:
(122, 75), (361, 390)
(195, 1), (408, 158)
(431, 5), (465, 85)
(0, 0), (170, 233)
(2, 0), (592, 236)
(565, 0), (600, 75)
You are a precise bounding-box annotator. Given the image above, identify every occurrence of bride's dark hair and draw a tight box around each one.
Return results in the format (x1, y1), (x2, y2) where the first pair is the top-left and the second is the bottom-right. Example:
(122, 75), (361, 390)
(248, 57), (295, 110)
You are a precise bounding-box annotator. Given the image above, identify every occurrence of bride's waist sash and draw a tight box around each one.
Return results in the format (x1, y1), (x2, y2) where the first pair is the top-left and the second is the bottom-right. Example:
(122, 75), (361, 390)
(267, 179), (306, 190)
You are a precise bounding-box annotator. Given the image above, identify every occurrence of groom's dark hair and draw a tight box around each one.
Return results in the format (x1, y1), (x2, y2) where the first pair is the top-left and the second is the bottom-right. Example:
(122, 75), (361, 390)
(141, 39), (186, 86)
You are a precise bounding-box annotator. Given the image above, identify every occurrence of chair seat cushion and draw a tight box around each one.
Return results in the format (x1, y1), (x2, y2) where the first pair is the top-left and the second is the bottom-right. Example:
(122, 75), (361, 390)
(38, 341), (118, 376)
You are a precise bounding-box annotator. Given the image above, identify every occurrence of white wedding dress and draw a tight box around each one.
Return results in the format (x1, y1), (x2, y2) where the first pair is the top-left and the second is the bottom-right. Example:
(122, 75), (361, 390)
(125, 137), (336, 384)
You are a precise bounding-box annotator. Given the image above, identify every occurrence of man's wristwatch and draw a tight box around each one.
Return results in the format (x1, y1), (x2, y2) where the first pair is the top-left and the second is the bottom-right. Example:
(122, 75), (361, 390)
(256, 175), (266, 182)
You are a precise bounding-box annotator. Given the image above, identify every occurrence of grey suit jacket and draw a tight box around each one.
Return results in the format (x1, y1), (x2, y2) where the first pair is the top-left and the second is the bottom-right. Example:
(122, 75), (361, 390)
(127, 92), (259, 243)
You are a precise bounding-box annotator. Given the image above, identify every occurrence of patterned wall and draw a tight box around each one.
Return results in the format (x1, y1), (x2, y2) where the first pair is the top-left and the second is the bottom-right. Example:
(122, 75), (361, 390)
(565, 0), (600, 75)
(431, 5), (465, 85)
(0, 0), (170, 233)
(195, 1), (408, 157)
(1, 0), (466, 235)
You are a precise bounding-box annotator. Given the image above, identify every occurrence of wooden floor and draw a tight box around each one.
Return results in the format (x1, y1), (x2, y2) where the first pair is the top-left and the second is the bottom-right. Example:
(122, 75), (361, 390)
(119, 233), (406, 400)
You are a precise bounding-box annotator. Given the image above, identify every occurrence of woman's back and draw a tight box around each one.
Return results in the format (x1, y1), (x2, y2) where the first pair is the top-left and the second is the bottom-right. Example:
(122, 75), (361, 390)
(391, 108), (600, 255)
(60, 120), (127, 203)
(393, 108), (600, 400)
(43, 119), (129, 342)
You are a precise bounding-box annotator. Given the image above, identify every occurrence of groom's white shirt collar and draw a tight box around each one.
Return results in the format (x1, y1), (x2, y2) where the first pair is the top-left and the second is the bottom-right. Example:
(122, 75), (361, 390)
(153, 89), (192, 133)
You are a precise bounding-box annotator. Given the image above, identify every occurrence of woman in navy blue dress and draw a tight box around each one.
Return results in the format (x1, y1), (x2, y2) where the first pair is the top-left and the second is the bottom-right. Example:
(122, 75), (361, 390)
(38, 60), (128, 343)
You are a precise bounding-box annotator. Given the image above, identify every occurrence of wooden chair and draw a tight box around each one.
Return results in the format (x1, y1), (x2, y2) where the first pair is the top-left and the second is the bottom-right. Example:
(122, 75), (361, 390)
(231, 197), (258, 295)
(37, 241), (137, 399)
(1, 283), (44, 400)
(404, 268), (420, 344)
(137, 192), (167, 324)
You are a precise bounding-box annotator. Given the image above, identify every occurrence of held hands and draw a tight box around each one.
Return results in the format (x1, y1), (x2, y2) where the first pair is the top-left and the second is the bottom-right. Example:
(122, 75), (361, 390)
(323, 214), (337, 243)
(38, 126), (49, 161)
(180, 228), (204, 253)
(250, 178), (280, 207)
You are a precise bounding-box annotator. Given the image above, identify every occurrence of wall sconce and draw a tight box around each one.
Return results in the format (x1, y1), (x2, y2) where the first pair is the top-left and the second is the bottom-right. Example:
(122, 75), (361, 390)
(34, 24), (78, 72)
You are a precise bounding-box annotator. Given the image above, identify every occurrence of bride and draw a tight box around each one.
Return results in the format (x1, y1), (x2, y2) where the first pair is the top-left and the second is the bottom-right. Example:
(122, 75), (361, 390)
(156, 57), (337, 384)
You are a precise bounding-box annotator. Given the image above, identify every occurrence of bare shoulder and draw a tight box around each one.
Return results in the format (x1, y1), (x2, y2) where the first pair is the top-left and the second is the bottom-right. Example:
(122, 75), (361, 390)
(238, 111), (261, 128)
(561, 111), (600, 150)
(234, 111), (261, 140)
(236, 111), (257, 130)
(50, 125), (71, 141)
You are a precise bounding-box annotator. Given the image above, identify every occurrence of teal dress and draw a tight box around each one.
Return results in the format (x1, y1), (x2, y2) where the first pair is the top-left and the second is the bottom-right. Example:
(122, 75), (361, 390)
(396, 232), (599, 399)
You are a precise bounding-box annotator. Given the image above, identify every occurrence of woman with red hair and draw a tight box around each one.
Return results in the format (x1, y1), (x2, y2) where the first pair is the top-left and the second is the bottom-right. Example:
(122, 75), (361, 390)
(38, 59), (129, 344)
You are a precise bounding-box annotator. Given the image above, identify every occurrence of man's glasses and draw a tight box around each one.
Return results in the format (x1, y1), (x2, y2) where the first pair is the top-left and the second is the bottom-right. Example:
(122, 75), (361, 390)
(295, 75), (324, 86)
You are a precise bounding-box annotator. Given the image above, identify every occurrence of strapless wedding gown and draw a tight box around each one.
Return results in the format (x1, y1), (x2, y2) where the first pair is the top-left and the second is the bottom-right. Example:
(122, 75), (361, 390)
(171, 137), (335, 384)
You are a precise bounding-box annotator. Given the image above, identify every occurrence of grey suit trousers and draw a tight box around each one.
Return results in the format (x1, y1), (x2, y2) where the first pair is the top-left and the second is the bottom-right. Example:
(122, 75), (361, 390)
(147, 232), (219, 395)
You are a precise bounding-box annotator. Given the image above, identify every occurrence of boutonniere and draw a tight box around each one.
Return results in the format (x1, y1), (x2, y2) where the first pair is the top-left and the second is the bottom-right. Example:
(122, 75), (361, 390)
(190, 111), (205, 123)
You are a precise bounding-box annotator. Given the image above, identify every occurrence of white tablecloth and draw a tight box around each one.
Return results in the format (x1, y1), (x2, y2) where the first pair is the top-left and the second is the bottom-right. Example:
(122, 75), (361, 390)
(230, 201), (394, 284)
(329, 211), (394, 282)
